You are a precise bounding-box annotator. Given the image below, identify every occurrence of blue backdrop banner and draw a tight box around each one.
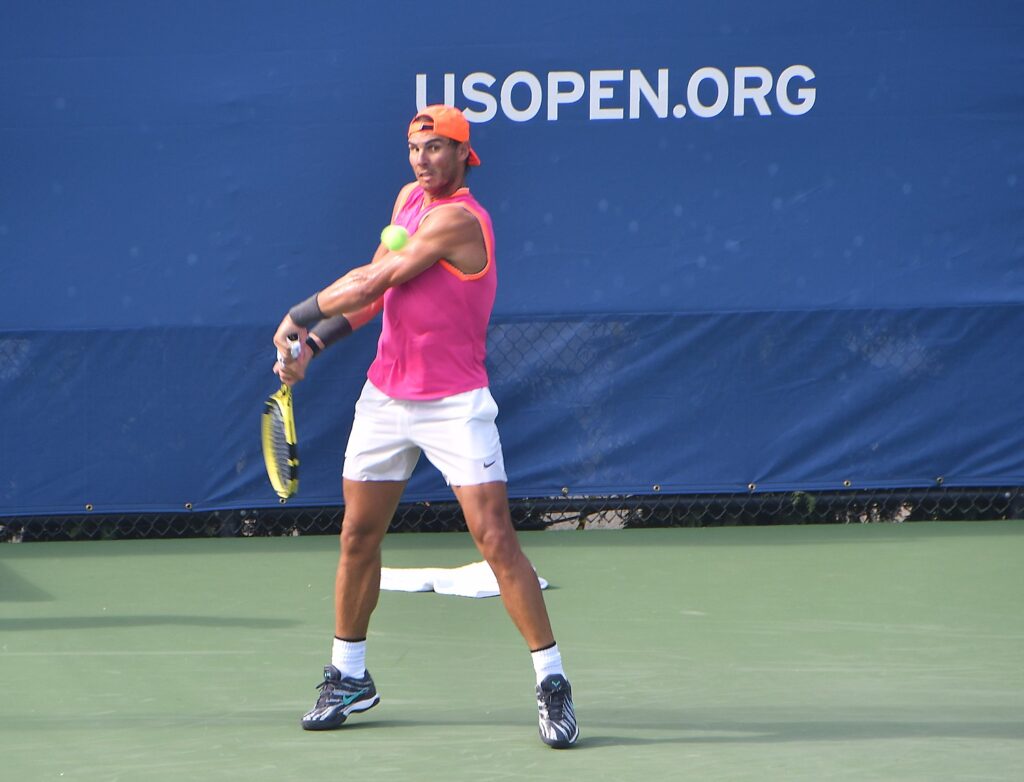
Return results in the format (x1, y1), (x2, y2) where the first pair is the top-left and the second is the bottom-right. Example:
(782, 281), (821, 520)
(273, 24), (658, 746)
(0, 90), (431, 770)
(2, 2), (1022, 515)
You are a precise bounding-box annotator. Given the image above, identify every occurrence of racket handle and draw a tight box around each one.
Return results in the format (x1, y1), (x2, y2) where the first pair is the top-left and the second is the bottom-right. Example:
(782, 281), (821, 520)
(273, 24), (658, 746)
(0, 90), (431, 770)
(276, 334), (302, 363)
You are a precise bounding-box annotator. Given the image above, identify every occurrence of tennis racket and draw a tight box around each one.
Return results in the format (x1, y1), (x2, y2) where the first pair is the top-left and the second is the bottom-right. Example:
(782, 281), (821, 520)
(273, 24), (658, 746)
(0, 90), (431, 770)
(262, 336), (301, 500)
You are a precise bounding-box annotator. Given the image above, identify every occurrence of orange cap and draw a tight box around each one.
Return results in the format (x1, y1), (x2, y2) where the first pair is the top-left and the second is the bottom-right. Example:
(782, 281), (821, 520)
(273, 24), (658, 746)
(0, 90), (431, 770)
(408, 105), (481, 166)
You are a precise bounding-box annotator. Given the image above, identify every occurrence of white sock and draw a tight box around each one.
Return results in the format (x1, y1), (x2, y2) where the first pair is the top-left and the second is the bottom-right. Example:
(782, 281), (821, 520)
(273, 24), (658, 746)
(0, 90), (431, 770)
(531, 643), (565, 685)
(332, 638), (367, 678)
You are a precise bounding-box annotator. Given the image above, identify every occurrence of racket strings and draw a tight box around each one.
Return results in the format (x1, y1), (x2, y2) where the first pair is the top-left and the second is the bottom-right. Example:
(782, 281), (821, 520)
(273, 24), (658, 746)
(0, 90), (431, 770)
(267, 406), (296, 478)
(262, 387), (298, 499)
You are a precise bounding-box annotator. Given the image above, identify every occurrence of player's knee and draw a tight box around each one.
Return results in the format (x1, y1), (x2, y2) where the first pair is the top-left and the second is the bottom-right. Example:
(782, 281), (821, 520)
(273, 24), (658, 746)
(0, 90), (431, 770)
(472, 520), (521, 567)
(340, 518), (383, 561)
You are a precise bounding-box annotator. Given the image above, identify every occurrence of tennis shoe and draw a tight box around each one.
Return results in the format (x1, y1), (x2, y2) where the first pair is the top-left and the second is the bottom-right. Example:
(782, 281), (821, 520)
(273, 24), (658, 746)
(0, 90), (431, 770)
(301, 665), (379, 730)
(536, 674), (579, 748)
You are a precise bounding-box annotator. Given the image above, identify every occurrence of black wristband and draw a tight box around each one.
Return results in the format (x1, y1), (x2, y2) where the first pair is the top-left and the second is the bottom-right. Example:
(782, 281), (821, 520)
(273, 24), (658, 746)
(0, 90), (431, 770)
(310, 315), (354, 349)
(288, 292), (324, 327)
(304, 335), (321, 356)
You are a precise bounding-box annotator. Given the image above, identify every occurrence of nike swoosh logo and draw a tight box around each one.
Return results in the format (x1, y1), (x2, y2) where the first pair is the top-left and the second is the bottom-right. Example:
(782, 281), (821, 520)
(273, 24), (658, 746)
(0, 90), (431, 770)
(483, 460), (496, 468)
(340, 688), (369, 706)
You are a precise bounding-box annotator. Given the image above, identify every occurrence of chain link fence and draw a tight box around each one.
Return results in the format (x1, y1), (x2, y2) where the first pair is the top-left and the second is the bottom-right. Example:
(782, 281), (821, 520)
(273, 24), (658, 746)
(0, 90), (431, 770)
(4, 318), (1021, 543)
(3, 486), (1020, 542)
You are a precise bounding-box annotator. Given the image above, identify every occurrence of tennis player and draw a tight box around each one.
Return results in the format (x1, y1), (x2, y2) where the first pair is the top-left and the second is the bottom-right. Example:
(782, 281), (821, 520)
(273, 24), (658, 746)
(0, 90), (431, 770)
(272, 105), (579, 749)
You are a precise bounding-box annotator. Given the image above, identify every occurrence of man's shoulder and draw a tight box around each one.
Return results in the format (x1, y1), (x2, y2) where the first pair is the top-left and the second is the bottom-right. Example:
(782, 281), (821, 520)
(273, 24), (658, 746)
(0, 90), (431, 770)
(396, 181), (420, 200)
(391, 182), (422, 219)
(419, 201), (481, 232)
(427, 189), (489, 215)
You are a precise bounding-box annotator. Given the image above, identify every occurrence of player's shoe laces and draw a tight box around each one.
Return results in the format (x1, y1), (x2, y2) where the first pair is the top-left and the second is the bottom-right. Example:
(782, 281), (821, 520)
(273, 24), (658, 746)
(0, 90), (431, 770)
(536, 674), (579, 748)
(301, 665), (379, 731)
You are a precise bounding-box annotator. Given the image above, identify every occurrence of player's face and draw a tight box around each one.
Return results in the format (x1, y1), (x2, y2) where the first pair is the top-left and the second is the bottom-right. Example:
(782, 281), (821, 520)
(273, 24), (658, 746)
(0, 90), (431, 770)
(408, 131), (467, 197)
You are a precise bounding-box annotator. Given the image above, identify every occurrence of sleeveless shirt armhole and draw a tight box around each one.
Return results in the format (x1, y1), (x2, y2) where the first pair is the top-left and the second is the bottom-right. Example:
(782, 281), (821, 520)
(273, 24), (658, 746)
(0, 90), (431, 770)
(438, 258), (490, 281)
(419, 200), (494, 281)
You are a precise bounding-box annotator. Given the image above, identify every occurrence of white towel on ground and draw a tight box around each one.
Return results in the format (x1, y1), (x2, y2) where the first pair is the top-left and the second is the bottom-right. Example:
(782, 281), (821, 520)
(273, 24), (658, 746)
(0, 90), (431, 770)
(380, 560), (548, 599)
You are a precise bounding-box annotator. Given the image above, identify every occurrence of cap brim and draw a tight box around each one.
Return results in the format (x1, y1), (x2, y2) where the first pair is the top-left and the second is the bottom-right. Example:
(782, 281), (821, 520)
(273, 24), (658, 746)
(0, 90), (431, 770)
(467, 148), (481, 166)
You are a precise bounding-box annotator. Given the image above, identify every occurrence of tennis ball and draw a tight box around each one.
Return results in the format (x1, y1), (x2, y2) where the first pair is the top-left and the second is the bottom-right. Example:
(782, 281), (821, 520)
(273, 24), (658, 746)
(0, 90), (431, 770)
(380, 224), (409, 251)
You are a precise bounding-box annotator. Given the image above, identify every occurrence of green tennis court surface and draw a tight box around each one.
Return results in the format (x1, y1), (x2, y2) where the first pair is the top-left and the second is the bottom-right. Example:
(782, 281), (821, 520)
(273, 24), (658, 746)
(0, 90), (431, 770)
(2, 522), (1022, 781)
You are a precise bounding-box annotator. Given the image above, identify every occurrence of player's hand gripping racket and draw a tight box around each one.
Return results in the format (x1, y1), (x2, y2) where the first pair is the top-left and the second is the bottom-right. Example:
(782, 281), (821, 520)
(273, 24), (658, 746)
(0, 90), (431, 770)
(262, 336), (301, 500)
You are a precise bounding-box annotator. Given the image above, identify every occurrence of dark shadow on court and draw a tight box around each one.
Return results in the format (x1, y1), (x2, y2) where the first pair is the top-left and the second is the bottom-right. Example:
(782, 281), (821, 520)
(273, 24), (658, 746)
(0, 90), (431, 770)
(0, 615), (301, 631)
(0, 562), (54, 602)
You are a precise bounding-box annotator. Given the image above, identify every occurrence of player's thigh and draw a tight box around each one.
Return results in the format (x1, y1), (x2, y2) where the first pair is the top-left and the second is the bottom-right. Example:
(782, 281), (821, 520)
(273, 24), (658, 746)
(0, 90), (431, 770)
(340, 478), (407, 551)
(453, 481), (520, 559)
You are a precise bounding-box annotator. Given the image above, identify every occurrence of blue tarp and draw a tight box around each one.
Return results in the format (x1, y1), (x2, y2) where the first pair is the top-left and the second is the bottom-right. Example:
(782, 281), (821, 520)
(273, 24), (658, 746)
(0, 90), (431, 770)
(2, 2), (1022, 515)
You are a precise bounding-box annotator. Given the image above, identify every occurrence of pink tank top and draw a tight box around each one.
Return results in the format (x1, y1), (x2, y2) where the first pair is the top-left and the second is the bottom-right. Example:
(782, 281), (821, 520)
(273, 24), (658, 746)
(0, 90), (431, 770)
(367, 186), (497, 400)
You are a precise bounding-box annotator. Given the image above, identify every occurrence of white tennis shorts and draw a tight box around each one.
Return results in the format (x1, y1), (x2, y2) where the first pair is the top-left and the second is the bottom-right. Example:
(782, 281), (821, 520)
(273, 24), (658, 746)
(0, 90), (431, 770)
(343, 381), (507, 486)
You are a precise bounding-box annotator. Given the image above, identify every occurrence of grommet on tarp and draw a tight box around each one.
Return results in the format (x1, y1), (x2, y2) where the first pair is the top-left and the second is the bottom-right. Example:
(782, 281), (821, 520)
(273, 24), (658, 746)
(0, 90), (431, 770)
(561, 487), (569, 496)
(653, 484), (661, 492)
(843, 479), (852, 488)
(85, 503), (93, 511)
(184, 502), (193, 510)
(935, 476), (944, 486)
(747, 482), (756, 492)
